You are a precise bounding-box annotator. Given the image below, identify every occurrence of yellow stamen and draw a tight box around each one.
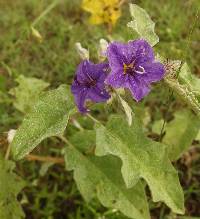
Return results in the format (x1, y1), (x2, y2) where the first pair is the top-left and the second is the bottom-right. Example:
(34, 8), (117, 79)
(123, 63), (134, 74)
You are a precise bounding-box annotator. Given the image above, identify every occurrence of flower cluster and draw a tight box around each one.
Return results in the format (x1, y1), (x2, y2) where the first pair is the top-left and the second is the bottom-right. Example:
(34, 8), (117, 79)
(71, 39), (165, 113)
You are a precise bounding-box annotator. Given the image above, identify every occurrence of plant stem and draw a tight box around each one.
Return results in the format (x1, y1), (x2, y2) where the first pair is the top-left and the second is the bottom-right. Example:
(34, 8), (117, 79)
(32, 0), (60, 27)
(159, 89), (174, 142)
(5, 144), (11, 160)
(87, 114), (100, 124)
(26, 154), (64, 164)
(71, 118), (84, 131)
(1, 61), (13, 76)
(58, 135), (74, 147)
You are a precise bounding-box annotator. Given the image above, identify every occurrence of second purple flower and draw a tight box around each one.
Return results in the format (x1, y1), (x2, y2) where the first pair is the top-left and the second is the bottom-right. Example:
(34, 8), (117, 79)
(71, 60), (110, 113)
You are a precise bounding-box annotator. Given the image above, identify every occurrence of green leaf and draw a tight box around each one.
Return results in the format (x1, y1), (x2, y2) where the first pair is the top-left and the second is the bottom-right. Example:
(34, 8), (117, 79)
(165, 216), (200, 219)
(11, 85), (76, 160)
(164, 62), (200, 116)
(196, 130), (200, 141)
(65, 131), (150, 219)
(9, 75), (49, 113)
(153, 110), (200, 161)
(118, 94), (133, 126)
(127, 4), (159, 46)
(95, 116), (184, 214)
(0, 156), (25, 219)
(151, 119), (163, 134)
(179, 217), (200, 219)
(179, 63), (200, 96)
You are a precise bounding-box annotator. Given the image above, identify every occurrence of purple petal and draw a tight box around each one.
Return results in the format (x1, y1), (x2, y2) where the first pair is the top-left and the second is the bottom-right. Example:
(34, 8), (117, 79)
(105, 70), (128, 88)
(73, 88), (88, 113)
(93, 62), (110, 80)
(71, 78), (88, 113)
(77, 60), (109, 83)
(107, 42), (126, 69)
(128, 77), (151, 102)
(71, 79), (80, 93)
(76, 60), (92, 83)
(88, 86), (110, 103)
(128, 39), (154, 64)
(139, 62), (165, 83)
(107, 40), (154, 67)
(97, 68), (109, 85)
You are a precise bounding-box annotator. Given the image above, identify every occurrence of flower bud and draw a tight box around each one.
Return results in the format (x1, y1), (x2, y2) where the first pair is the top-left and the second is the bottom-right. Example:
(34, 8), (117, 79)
(31, 26), (43, 43)
(7, 129), (16, 143)
(98, 38), (109, 61)
(75, 42), (89, 60)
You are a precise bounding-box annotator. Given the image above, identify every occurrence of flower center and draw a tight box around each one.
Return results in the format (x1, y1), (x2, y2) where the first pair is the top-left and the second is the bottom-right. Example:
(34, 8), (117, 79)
(123, 62), (134, 75)
(86, 76), (96, 87)
(123, 62), (145, 75)
(84, 72), (97, 87)
(87, 79), (96, 87)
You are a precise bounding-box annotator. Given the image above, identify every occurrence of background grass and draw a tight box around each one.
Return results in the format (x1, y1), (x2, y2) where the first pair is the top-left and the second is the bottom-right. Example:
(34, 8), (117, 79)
(0, 0), (200, 218)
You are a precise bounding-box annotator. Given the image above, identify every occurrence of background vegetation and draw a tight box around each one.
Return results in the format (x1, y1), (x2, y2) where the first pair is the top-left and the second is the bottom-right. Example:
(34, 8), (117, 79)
(0, 0), (200, 218)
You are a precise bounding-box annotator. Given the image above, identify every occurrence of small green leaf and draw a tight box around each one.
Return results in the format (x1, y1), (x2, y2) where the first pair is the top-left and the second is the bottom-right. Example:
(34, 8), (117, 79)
(75, 42), (89, 60)
(9, 75), (49, 113)
(127, 4), (159, 46)
(179, 63), (200, 96)
(95, 116), (184, 214)
(151, 119), (163, 134)
(118, 94), (133, 126)
(164, 62), (200, 116)
(165, 77), (200, 116)
(153, 110), (200, 161)
(65, 131), (150, 219)
(0, 156), (25, 219)
(11, 85), (76, 160)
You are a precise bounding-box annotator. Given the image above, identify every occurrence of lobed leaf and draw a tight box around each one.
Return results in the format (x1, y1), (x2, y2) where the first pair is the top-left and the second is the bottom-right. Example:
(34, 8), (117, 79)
(65, 130), (150, 219)
(127, 4), (159, 46)
(11, 85), (76, 160)
(0, 156), (25, 219)
(9, 75), (49, 114)
(95, 116), (184, 214)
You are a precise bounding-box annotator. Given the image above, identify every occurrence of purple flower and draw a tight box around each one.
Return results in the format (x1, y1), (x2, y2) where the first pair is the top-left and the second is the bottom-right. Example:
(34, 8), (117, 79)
(71, 60), (110, 113)
(106, 39), (165, 101)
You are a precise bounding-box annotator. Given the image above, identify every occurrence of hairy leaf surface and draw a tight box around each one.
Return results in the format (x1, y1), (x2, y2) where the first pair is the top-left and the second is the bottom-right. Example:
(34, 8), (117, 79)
(11, 85), (75, 160)
(0, 156), (25, 219)
(65, 131), (150, 219)
(95, 116), (184, 214)
(127, 4), (159, 46)
(9, 75), (49, 113)
(179, 63), (200, 96)
(164, 62), (200, 116)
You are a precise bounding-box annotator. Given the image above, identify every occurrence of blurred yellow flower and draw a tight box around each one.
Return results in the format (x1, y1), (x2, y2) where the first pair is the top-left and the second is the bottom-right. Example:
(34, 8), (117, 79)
(82, 0), (122, 26)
